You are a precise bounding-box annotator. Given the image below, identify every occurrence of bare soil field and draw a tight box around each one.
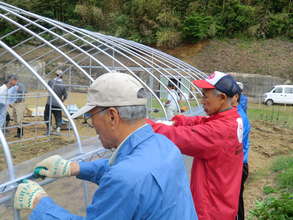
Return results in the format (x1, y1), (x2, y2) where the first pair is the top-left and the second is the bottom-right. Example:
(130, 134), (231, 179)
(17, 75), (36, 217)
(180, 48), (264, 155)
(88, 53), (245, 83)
(244, 120), (293, 212)
(0, 91), (93, 171)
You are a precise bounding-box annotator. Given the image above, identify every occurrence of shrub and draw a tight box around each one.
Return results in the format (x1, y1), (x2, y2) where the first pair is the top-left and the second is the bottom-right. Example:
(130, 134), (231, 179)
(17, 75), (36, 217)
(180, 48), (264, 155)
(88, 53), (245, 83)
(249, 193), (293, 220)
(156, 11), (181, 28)
(183, 14), (217, 42)
(266, 13), (291, 38)
(217, 2), (256, 36)
(156, 29), (182, 48)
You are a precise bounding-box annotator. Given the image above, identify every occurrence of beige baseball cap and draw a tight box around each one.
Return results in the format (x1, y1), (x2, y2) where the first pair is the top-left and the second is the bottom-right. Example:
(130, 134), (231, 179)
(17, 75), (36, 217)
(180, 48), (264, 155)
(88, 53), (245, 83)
(71, 72), (147, 119)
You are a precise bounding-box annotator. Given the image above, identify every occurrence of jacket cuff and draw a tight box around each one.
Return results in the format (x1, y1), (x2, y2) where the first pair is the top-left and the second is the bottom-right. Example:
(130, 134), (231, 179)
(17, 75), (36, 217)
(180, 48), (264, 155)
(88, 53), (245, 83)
(31, 197), (55, 218)
(77, 161), (92, 179)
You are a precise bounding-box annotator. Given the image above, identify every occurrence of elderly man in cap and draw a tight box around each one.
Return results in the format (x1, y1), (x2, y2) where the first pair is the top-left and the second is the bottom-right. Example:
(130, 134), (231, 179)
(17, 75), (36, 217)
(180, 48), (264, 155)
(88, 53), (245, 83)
(14, 72), (197, 220)
(148, 71), (243, 220)
(44, 70), (67, 134)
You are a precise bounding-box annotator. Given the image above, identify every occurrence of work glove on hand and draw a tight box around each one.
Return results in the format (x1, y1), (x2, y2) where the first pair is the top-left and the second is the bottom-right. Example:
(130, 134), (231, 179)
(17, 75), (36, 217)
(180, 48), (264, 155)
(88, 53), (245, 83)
(34, 155), (72, 178)
(14, 180), (47, 209)
(156, 120), (174, 126)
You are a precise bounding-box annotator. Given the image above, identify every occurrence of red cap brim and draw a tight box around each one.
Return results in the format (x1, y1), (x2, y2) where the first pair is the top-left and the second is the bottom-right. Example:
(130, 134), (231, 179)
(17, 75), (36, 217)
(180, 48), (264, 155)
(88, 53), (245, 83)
(193, 80), (215, 89)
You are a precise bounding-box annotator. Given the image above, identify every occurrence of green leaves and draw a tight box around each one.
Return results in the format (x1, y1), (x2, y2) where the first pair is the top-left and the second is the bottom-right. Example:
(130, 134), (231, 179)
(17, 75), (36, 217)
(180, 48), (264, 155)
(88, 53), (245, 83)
(249, 193), (293, 220)
(1, 0), (291, 47)
(250, 155), (293, 219)
(183, 14), (217, 42)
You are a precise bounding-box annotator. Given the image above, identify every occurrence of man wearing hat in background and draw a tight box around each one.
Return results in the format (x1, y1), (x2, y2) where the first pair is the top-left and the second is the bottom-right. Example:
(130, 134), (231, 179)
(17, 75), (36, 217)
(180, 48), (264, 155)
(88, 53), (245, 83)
(0, 75), (18, 129)
(14, 72), (197, 219)
(165, 82), (180, 120)
(8, 80), (27, 138)
(232, 83), (251, 220)
(44, 70), (67, 135)
(148, 71), (244, 220)
(236, 82), (248, 113)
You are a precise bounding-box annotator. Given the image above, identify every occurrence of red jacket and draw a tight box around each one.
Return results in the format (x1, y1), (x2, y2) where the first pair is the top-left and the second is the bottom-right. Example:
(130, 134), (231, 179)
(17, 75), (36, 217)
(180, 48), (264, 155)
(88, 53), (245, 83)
(150, 108), (243, 220)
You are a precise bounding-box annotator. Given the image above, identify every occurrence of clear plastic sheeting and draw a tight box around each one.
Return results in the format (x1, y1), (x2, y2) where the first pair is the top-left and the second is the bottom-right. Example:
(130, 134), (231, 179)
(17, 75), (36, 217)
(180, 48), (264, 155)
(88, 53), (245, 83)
(0, 2), (205, 219)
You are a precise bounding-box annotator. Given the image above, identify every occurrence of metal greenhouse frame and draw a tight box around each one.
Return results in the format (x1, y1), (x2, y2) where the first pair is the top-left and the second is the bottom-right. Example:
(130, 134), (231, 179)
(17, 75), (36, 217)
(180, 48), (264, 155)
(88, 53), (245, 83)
(0, 2), (206, 219)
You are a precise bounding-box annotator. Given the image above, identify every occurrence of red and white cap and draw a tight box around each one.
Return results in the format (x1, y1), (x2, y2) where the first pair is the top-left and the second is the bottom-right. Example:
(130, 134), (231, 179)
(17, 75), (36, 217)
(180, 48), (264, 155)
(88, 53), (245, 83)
(193, 71), (227, 89)
(193, 71), (238, 97)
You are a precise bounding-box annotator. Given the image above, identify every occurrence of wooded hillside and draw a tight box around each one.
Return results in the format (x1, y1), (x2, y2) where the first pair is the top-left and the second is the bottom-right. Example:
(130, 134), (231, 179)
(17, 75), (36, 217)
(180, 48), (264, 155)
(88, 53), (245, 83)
(1, 0), (292, 48)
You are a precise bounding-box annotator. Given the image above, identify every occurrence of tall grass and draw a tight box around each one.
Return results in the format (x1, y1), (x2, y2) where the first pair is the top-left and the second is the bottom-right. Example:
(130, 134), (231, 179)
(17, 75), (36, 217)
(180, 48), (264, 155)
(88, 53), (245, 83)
(248, 103), (293, 129)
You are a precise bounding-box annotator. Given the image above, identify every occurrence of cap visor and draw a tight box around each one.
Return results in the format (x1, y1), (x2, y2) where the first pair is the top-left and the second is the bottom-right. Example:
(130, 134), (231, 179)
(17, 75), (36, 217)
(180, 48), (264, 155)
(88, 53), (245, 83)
(71, 105), (95, 119)
(193, 80), (215, 89)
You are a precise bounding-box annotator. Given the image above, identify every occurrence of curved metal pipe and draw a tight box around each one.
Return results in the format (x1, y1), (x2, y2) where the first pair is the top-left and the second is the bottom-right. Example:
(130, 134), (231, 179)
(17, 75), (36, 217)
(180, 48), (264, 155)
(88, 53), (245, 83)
(105, 35), (205, 93)
(34, 16), (168, 118)
(0, 40), (83, 153)
(0, 127), (21, 219)
(96, 34), (197, 109)
(0, 10), (95, 82)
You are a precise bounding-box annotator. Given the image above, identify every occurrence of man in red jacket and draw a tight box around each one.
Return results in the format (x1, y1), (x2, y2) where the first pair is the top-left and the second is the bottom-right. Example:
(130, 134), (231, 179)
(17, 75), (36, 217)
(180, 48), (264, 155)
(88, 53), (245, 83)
(149, 71), (243, 220)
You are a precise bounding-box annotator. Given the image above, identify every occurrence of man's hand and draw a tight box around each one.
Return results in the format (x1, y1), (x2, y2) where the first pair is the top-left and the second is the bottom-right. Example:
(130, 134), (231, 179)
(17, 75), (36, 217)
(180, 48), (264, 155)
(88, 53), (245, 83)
(34, 155), (72, 178)
(171, 115), (186, 126)
(14, 180), (47, 209)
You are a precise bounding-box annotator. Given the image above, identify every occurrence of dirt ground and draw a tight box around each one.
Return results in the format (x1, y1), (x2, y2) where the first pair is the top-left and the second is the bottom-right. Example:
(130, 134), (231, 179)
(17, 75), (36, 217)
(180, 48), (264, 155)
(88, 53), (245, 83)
(244, 120), (293, 213)
(0, 91), (92, 170)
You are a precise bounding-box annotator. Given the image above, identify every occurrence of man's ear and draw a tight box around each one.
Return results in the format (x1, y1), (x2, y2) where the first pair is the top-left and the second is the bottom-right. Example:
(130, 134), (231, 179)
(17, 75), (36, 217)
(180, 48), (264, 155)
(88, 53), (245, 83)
(107, 107), (120, 126)
(219, 93), (227, 101)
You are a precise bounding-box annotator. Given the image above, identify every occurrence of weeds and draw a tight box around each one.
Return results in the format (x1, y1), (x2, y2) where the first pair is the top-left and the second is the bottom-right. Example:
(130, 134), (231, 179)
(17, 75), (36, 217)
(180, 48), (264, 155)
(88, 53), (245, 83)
(249, 155), (293, 219)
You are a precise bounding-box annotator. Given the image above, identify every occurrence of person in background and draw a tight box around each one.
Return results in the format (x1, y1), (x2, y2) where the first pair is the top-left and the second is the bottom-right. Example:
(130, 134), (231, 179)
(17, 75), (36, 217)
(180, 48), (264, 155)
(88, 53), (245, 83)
(148, 71), (243, 220)
(14, 72), (197, 220)
(237, 82), (248, 113)
(233, 83), (251, 220)
(0, 75), (18, 129)
(44, 70), (67, 135)
(165, 82), (179, 120)
(9, 81), (27, 138)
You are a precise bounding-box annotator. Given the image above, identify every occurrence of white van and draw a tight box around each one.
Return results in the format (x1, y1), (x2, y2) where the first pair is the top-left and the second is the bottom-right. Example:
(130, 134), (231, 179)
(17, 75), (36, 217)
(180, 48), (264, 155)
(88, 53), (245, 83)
(263, 85), (293, 105)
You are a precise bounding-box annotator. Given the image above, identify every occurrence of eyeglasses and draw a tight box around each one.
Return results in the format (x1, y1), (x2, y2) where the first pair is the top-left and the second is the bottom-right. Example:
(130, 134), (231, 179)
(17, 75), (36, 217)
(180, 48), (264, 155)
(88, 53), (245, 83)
(83, 107), (108, 127)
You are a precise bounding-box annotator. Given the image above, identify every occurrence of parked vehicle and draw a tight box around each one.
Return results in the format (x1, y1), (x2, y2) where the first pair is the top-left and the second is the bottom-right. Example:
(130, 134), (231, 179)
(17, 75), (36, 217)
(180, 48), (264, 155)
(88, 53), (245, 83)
(263, 85), (293, 105)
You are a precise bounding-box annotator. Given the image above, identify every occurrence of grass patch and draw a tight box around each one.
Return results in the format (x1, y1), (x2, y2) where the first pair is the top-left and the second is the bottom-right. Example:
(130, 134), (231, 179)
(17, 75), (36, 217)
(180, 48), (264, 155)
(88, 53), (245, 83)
(278, 167), (293, 191)
(272, 156), (293, 172)
(272, 156), (293, 191)
(248, 103), (293, 129)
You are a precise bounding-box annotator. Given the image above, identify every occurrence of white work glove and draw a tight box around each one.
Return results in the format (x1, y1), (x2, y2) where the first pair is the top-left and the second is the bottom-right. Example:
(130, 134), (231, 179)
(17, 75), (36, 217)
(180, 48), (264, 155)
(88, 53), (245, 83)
(14, 180), (47, 209)
(34, 155), (72, 178)
(156, 120), (174, 126)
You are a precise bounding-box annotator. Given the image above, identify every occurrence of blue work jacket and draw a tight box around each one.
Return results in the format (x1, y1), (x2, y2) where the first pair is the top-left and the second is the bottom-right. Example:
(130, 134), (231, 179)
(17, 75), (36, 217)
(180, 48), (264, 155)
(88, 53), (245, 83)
(237, 105), (251, 164)
(239, 95), (248, 113)
(30, 125), (197, 220)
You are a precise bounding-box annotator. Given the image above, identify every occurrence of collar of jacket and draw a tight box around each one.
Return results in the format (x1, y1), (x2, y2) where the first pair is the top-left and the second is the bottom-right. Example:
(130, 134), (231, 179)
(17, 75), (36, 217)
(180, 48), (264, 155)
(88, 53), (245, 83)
(209, 107), (238, 120)
(110, 124), (154, 166)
